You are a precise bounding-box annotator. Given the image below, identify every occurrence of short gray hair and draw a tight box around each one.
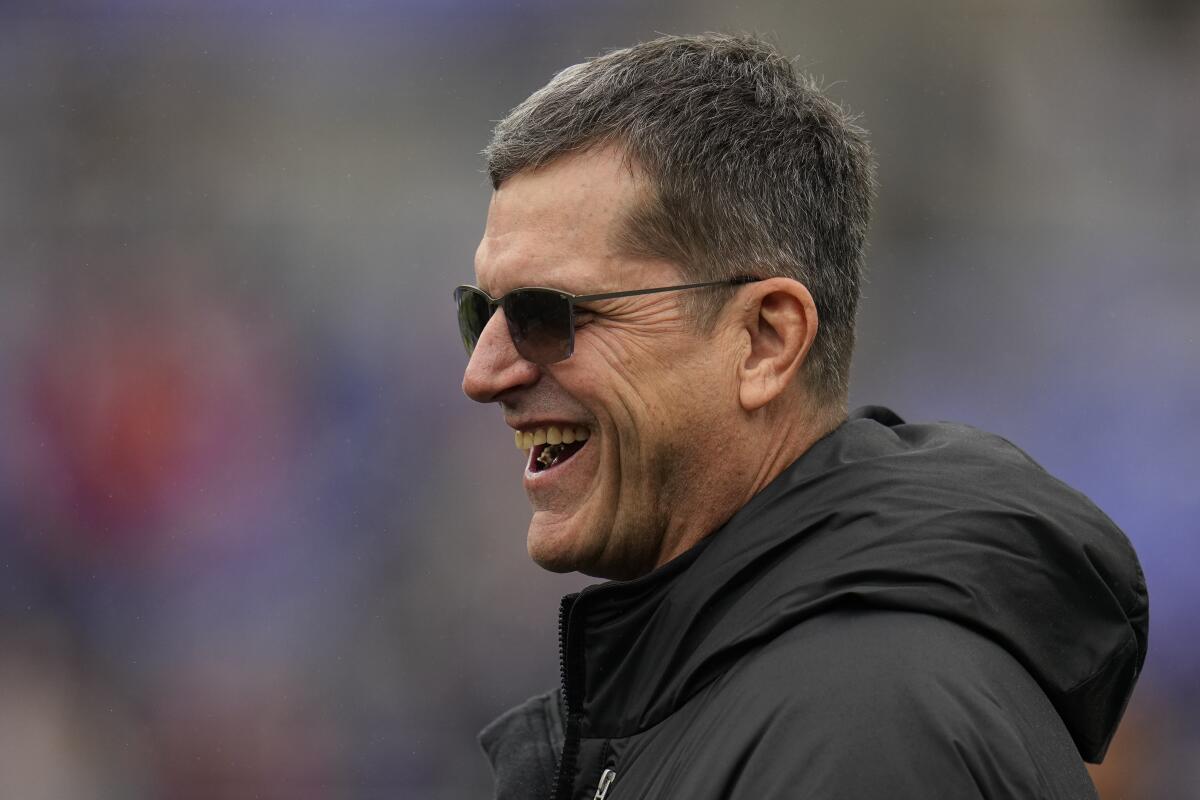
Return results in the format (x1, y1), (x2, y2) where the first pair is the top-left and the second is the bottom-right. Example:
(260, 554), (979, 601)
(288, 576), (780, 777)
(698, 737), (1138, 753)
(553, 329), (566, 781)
(485, 33), (876, 406)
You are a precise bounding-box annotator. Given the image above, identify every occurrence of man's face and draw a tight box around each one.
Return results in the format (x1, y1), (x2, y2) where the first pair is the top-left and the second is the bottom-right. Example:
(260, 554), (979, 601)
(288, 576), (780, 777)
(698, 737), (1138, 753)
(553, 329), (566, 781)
(463, 148), (742, 580)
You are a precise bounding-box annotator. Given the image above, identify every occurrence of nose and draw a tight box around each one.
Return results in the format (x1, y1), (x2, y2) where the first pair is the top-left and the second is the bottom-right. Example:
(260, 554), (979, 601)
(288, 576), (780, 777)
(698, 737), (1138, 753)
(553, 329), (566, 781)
(462, 309), (540, 403)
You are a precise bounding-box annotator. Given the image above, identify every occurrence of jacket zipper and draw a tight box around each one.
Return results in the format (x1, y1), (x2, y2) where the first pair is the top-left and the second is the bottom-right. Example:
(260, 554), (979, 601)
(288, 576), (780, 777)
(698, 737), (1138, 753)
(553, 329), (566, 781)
(551, 593), (581, 800)
(592, 768), (616, 800)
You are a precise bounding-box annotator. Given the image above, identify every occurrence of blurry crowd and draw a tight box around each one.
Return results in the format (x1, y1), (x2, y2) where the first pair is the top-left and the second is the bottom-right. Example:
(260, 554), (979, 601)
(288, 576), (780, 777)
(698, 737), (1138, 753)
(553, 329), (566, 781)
(0, 1), (1196, 797)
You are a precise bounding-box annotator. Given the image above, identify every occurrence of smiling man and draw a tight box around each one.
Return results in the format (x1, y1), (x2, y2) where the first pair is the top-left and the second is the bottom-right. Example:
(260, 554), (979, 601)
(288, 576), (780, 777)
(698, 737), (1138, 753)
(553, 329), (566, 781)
(465, 144), (826, 582)
(458, 34), (1148, 800)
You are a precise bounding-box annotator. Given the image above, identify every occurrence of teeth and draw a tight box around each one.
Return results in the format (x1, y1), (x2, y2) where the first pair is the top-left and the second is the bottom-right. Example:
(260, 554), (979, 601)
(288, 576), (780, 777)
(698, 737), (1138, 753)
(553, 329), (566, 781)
(513, 425), (590, 451)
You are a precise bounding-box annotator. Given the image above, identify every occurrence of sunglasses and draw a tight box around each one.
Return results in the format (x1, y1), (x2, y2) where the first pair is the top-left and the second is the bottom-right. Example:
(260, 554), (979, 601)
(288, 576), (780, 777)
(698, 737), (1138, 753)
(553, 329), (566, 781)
(454, 277), (760, 365)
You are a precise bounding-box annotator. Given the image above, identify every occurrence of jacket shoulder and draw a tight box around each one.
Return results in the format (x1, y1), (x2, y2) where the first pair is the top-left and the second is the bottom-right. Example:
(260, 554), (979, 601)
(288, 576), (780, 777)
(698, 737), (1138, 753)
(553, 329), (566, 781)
(633, 610), (1097, 799)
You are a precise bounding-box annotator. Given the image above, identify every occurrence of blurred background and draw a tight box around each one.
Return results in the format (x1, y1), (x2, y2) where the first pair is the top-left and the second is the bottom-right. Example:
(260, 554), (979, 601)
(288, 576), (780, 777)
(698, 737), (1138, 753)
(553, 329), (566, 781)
(0, 0), (1195, 797)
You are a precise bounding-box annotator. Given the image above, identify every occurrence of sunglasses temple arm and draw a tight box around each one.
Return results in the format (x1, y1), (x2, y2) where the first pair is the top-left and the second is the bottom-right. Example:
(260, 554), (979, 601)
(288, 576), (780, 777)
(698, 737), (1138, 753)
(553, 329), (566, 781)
(574, 279), (756, 303)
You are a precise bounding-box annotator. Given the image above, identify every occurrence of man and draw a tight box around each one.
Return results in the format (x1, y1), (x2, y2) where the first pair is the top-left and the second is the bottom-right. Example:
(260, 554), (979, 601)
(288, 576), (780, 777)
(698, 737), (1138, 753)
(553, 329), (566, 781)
(456, 34), (1148, 799)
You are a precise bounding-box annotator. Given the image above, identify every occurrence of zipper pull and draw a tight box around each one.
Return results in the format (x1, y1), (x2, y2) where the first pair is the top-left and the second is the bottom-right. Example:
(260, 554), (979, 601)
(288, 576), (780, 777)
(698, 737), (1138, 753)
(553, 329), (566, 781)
(592, 768), (616, 800)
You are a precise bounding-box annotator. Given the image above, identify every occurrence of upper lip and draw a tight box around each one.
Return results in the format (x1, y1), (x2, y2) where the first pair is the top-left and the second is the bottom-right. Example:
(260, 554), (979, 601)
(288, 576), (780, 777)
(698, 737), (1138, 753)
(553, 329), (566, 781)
(506, 418), (588, 432)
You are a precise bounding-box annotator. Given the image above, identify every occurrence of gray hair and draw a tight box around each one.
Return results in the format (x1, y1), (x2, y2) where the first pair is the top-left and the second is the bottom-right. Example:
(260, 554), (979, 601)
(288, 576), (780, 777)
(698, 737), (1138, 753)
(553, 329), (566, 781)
(485, 33), (876, 406)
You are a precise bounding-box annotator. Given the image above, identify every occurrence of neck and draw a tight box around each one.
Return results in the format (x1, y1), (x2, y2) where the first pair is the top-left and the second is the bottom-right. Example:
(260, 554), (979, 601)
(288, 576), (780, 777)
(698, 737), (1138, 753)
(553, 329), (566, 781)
(653, 398), (842, 569)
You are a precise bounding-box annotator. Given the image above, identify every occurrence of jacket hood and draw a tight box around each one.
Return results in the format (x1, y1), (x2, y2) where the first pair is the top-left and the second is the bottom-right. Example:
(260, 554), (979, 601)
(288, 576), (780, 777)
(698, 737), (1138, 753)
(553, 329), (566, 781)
(566, 406), (1149, 763)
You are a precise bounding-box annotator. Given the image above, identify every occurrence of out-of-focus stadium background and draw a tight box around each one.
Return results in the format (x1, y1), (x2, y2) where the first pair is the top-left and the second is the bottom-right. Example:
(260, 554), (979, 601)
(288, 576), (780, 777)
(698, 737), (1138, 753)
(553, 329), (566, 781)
(0, 1), (1195, 797)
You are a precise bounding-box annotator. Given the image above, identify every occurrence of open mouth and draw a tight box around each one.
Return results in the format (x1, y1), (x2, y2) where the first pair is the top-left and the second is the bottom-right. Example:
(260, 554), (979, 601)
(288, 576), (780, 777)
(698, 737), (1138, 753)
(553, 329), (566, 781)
(515, 425), (590, 474)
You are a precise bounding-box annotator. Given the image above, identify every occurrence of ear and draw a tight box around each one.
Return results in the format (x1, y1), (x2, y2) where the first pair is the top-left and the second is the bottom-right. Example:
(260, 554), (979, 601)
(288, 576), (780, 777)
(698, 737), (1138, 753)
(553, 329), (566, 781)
(734, 277), (818, 412)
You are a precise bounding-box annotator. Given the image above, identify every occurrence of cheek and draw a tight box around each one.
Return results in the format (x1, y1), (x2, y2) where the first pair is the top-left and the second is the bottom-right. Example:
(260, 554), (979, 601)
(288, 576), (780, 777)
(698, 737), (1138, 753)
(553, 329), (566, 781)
(577, 331), (734, 443)
(606, 373), (725, 474)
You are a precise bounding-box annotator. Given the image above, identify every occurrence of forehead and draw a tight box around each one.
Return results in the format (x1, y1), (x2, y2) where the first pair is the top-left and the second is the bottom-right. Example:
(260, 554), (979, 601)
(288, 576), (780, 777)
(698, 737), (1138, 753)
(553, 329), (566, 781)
(475, 147), (659, 294)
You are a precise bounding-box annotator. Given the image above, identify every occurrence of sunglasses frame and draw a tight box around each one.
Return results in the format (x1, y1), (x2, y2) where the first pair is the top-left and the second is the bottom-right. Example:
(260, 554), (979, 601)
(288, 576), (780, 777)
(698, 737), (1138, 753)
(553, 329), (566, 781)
(454, 276), (761, 365)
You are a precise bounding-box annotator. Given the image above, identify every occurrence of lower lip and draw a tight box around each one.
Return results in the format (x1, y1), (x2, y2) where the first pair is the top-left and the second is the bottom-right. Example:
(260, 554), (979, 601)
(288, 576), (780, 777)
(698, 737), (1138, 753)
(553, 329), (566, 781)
(523, 438), (592, 488)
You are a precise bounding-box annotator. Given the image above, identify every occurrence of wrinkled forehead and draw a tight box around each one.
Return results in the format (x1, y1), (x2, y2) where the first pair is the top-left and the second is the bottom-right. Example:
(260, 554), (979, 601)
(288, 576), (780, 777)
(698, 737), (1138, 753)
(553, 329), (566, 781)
(473, 148), (656, 296)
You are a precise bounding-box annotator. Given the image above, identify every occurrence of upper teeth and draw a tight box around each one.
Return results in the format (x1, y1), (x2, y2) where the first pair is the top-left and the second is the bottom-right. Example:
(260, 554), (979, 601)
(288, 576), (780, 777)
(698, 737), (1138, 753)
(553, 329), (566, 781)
(514, 425), (590, 451)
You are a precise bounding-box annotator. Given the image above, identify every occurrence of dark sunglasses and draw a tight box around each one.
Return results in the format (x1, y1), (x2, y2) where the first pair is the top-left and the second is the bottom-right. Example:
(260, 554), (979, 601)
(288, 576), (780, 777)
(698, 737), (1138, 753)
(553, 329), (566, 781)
(454, 277), (760, 365)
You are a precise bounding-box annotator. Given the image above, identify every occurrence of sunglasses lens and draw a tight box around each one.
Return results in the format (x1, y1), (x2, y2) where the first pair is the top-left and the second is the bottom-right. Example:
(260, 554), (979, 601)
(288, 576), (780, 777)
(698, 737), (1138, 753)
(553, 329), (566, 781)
(504, 289), (573, 364)
(454, 286), (492, 357)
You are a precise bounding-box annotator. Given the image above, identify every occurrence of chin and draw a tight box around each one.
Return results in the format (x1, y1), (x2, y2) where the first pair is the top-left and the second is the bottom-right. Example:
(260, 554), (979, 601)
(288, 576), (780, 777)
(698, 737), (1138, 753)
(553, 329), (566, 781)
(525, 510), (652, 580)
(527, 520), (628, 579)
(527, 535), (576, 574)
(526, 516), (590, 574)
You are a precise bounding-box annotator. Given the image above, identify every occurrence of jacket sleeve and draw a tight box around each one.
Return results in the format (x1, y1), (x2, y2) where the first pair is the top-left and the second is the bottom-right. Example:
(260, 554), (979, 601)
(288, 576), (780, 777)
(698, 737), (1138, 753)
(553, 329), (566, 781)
(478, 688), (564, 800)
(697, 610), (1098, 800)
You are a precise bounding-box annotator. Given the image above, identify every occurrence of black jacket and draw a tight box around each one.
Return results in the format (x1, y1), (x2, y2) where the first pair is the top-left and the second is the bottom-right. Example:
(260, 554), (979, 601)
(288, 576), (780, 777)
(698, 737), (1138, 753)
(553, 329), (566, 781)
(480, 407), (1149, 799)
